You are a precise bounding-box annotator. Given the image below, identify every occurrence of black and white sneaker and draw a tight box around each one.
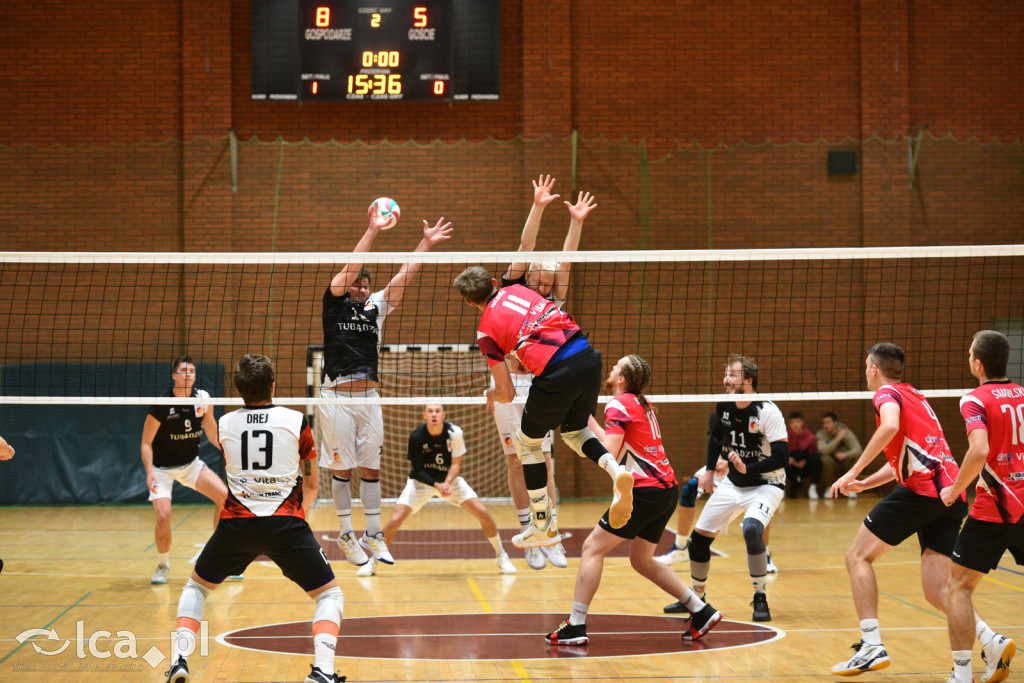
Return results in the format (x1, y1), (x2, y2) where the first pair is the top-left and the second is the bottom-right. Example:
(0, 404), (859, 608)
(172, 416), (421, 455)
(545, 618), (589, 646)
(831, 640), (890, 676)
(751, 592), (771, 622)
(305, 663), (347, 683)
(166, 657), (190, 683)
(663, 600), (688, 614)
(684, 603), (723, 640)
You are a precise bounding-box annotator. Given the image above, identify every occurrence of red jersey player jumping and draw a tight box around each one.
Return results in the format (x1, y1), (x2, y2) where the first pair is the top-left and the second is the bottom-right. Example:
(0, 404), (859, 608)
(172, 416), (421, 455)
(828, 342), (1009, 678)
(544, 355), (723, 646)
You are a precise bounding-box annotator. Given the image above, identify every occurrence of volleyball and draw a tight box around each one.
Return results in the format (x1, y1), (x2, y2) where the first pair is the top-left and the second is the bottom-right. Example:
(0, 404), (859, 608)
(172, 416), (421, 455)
(369, 197), (400, 229)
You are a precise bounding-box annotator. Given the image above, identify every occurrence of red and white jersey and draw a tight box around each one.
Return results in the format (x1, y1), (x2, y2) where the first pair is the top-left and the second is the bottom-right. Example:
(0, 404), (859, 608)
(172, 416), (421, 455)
(960, 380), (1024, 523)
(476, 285), (581, 376)
(603, 393), (677, 489)
(873, 383), (962, 499)
(218, 405), (317, 519)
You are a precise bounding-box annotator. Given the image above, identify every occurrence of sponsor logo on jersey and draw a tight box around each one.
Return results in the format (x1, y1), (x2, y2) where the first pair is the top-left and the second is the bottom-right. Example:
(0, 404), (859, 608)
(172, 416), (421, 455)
(195, 405), (205, 417)
(503, 436), (513, 447)
(168, 408), (176, 415)
(749, 417), (759, 432)
(722, 411), (729, 420)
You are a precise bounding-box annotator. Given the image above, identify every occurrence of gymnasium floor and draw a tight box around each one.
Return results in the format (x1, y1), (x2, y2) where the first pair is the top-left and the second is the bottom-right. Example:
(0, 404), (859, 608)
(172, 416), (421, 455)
(2, 496), (1022, 682)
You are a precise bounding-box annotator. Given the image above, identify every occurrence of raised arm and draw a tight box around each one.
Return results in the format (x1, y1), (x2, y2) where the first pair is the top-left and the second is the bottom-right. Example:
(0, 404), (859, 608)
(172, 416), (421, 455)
(0, 435), (14, 460)
(552, 191), (597, 302)
(329, 204), (393, 297)
(379, 217), (453, 307)
(505, 175), (560, 281)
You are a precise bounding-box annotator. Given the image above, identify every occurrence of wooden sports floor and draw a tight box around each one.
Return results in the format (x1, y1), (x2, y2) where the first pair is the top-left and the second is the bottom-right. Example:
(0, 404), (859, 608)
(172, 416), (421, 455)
(2, 496), (1023, 682)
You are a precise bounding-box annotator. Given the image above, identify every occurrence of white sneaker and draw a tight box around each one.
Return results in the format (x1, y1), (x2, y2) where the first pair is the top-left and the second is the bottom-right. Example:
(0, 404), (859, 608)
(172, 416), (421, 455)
(543, 542), (568, 568)
(808, 484), (820, 499)
(512, 523), (561, 548)
(946, 673), (973, 683)
(337, 531), (369, 566)
(848, 491), (859, 500)
(360, 532), (394, 564)
(524, 546), (547, 570)
(496, 551), (517, 574)
(982, 633), (1016, 683)
(151, 563), (169, 585)
(655, 544), (689, 565)
(609, 471), (634, 528)
(356, 557), (377, 577)
(831, 640), (890, 675)
(766, 552), (779, 574)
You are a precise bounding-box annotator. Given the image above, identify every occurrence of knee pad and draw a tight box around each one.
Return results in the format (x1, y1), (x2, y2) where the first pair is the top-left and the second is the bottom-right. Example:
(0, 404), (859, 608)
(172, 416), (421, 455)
(178, 578), (211, 621)
(687, 531), (714, 563)
(679, 476), (700, 508)
(313, 586), (344, 627)
(561, 427), (606, 461)
(513, 429), (546, 465)
(741, 518), (766, 555)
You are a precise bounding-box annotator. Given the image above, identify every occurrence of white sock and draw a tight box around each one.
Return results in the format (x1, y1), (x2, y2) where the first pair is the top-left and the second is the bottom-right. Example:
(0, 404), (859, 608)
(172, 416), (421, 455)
(517, 507), (532, 530)
(331, 477), (353, 534)
(314, 632), (337, 673)
(674, 534), (688, 550)
(159, 552), (170, 566)
(860, 618), (882, 646)
(751, 575), (768, 593)
(569, 601), (589, 626)
(977, 621), (996, 648)
(953, 649), (972, 681)
(691, 578), (707, 599)
(682, 588), (706, 613)
(487, 534), (504, 556)
(598, 453), (623, 478)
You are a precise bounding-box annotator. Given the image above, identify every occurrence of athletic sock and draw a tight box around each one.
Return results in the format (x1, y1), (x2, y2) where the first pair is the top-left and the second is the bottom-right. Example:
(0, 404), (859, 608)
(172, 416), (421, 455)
(331, 476), (353, 534)
(569, 602), (589, 626)
(361, 478), (382, 536)
(597, 453), (624, 479)
(977, 621), (996, 648)
(682, 588), (706, 613)
(953, 649), (972, 682)
(860, 618), (882, 646)
(674, 534), (688, 550)
(487, 534), (504, 556)
(159, 552), (170, 566)
(517, 507), (532, 530)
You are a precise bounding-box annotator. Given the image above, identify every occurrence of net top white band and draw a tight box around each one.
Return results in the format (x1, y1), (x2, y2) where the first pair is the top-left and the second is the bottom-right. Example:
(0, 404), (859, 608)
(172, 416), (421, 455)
(2, 244), (1023, 264)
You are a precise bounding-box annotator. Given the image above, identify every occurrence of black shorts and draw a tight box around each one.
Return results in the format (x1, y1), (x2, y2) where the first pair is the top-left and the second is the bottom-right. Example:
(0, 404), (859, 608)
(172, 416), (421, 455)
(951, 516), (1024, 574)
(864, 484), (967, 555)
(599, 484), (679, 544)
(520, 344), (602, 439)
(194, 516), (335, 591)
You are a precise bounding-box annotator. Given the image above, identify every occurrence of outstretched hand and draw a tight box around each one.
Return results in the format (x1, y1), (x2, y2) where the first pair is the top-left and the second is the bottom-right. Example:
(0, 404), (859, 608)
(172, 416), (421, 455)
(368, 202), (392, 232)
(422, 217), (454, 246)
(532, 174), (560, 207)
(565, 191), (597, 223)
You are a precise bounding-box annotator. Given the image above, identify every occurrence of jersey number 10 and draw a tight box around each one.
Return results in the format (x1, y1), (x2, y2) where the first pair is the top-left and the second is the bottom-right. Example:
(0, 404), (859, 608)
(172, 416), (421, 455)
(241, 430), (274, 470)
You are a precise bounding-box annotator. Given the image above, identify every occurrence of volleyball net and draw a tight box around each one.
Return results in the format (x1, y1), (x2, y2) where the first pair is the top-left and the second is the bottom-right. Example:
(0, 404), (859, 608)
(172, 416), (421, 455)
(1, 246), (1022, 504)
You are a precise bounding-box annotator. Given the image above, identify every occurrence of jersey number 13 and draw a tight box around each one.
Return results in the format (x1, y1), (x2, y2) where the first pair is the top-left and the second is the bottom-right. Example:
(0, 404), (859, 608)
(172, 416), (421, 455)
(241, 430), (273, 470)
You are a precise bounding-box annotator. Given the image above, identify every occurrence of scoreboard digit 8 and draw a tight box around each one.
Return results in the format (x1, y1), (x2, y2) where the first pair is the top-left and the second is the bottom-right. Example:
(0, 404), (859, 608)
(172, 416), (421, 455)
(251, 0), (500, 102)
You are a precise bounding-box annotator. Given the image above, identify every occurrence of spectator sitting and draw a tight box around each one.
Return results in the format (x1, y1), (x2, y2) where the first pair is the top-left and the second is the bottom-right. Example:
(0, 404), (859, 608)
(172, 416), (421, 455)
(786, 411), (822, 499)
(816, 411), (863, 496)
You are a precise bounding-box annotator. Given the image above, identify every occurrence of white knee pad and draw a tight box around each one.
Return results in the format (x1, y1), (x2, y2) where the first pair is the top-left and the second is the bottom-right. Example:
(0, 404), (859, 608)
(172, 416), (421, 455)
(313, 586), (344, 627)
(513, 429), (546, 465)
(561, 427), (598, 457)
(178, 578), (211, 622)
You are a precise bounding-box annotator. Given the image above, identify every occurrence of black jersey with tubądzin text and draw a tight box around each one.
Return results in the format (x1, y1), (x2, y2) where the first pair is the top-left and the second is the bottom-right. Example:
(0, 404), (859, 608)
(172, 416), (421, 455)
(708, 400), (788, 489)
(406, 421), (466, 486)
(148, 387), (211, 468)
(321, 287), (394, 386)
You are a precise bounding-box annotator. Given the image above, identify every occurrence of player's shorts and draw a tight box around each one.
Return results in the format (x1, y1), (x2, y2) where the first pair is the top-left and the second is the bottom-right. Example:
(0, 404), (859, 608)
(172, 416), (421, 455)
(599, 484), (679, 544)
(194, 515), (334, 591)
(395, 476), (479, 514)
(318, 386), (383, 470)
(694, 477), (784, 535)
(863, 484), (967, 555)
(520, 343), (602, 438)
(149, 458), (207, 502)
(493, 373), (553, 454)
(950, 515), (1024, 573)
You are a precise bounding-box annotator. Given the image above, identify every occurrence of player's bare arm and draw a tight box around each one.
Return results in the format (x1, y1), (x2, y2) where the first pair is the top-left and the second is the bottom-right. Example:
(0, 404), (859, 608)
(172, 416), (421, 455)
(380, 217), (453, 307)
(506, 174), (559, 280)
(202, 406), (220, 451)
(551, 190), (596, 301)
(330, 203), (391, 297)
(830, 402), (899, 497)
(301, 458), (318, 513)
(0, 435), (14, 460)
(940, 428), (989, 506)
(845, 462), (896, 493)
(486, 361), (516, 410)
(141, 415), (162, 492)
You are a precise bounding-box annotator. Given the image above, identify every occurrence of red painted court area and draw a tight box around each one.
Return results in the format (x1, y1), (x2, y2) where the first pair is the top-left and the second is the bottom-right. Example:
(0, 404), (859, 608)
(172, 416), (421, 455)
(221, 613), (780, 660)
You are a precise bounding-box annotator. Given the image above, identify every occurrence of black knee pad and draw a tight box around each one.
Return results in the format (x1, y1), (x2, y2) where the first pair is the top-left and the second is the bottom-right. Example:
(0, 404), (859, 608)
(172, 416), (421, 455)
(741, 518), (766, 554)
(687, 531), (714, 563)
(679, 476), (699, 508)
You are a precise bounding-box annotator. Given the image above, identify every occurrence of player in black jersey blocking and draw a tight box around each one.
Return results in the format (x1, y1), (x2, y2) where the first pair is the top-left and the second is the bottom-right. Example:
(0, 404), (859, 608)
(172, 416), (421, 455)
(141, 356), (226, 585)
(318, 204), (453, 569)
(357, 404), (516, 576)
(166, 354), (345, 683)
(683, 355), (788, 622)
